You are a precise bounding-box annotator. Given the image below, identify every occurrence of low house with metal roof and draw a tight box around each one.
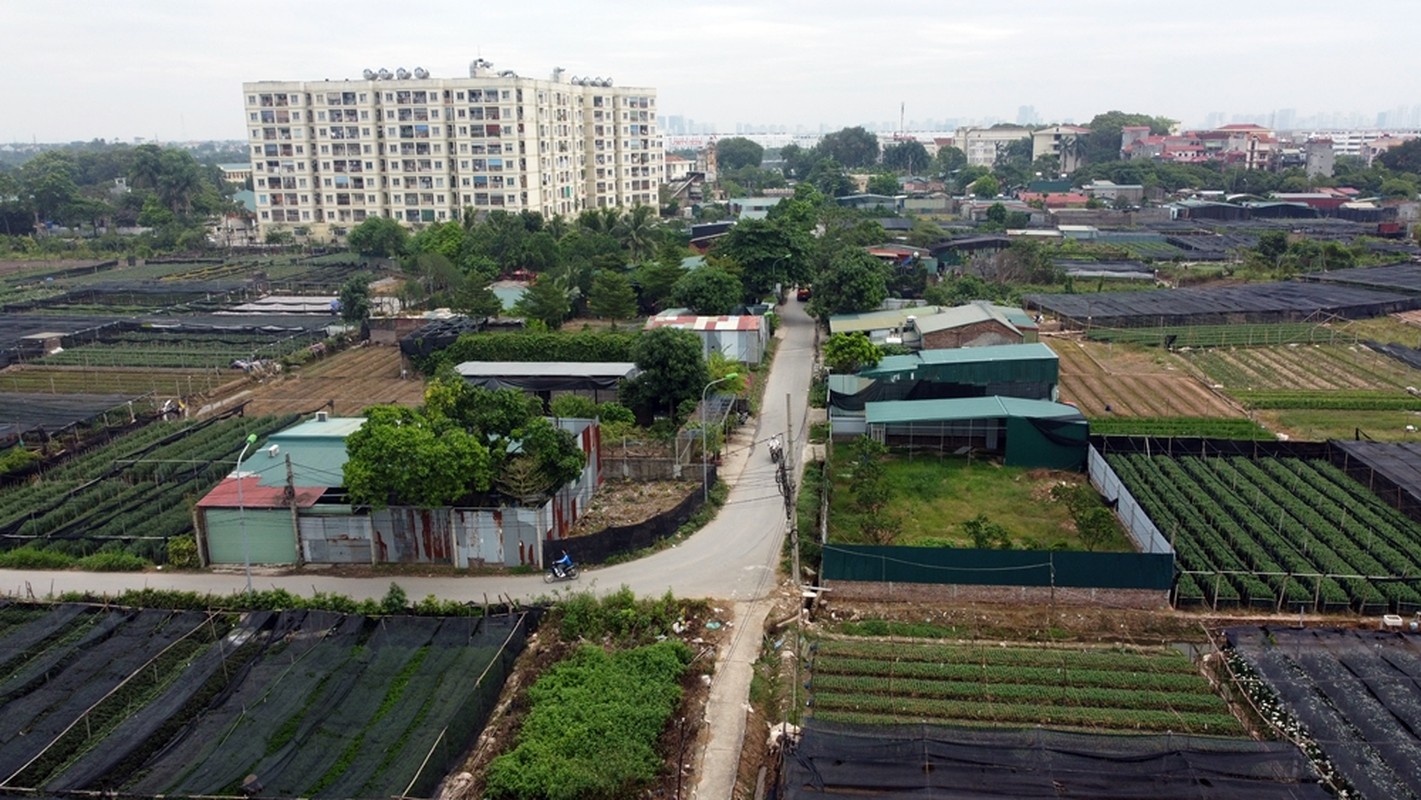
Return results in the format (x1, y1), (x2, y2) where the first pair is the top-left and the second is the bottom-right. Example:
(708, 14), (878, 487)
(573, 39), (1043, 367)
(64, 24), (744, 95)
(644, 314), (770, 364)
(828, 343), (1060, 437)
(455, 361), (638, 406)
(864, 396), (1087, 470)
(195, 413), (602, 569)
(828, 302), (1038, 348)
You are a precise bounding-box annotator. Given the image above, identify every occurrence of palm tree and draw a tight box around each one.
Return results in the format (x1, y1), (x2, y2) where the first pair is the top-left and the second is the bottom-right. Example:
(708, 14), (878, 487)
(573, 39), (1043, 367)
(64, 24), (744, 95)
(615, 204), (660, 262)
(129, 145), (163, 192)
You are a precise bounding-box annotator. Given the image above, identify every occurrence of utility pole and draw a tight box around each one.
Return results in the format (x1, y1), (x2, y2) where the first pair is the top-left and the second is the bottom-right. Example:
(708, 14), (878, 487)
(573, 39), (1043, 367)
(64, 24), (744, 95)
(780, 391), (801, 734)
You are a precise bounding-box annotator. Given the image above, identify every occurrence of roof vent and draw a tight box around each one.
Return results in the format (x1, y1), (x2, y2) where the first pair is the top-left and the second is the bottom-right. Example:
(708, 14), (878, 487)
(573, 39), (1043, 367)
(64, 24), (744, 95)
(316, 411), (329, 422)
(267, 444), (280, 458)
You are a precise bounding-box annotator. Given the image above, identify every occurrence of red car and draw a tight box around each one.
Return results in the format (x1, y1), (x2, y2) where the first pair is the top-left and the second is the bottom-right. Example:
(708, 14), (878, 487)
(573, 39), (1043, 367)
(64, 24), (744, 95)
(796, 287), (811, 301)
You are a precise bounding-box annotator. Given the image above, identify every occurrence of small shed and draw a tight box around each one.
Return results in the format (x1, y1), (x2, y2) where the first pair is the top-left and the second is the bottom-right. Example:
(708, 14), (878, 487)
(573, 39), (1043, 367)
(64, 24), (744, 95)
(859, 343), (1058, 400)
(644, 315), (770, 365)
(865, 396), (1087, 470)
(454, 361), (638, 405)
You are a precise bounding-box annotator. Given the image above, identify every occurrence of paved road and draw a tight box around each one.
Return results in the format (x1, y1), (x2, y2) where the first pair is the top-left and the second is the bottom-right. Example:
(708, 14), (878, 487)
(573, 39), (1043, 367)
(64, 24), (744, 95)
(0, 299), (816, 606)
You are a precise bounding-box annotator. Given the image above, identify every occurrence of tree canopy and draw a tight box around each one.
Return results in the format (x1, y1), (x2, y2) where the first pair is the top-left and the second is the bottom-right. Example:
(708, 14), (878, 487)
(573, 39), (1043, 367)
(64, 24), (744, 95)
(715, 137), (765, 172)
(818, 126), (881, 170)
(343, 406), (492, 508)
(671, 266), (743, 315)
(808, 250), (889, 319)
(347, 216), (410, 258)
(881, 140), (929, 174)
(1378, 139), (1421, 175)
(620, 327), (710, 425)
(823, 332), (883, 373)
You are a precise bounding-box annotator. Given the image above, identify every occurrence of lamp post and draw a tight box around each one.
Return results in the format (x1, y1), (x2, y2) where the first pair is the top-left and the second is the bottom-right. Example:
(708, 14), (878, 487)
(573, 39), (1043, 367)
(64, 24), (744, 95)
(235, 432), (258, 593)
(701, 373), (738, 502)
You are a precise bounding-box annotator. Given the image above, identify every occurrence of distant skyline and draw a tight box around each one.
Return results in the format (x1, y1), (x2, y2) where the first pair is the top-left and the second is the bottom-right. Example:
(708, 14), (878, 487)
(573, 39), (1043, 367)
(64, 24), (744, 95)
(3, 0), (1419, 143)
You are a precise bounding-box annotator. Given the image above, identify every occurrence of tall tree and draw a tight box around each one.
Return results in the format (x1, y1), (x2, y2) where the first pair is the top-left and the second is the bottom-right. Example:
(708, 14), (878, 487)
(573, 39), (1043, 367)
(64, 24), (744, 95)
(347, 216), (409, 258)
(620, 327), (710, 425)
(631, 259), (687, 313)
(808, 250), (889, 319)
(1081, 111), (1176, 164)
(1378, 139), (1421, 175)
(343, 406), (491, 508)
(587, 269), (639, 321)
(671, 266), (743, 315)
(615, 204), (660, 262)
(712, 218), (808, 302)
(451, 272), (504, 319)
(516, 271), (574, 328)
(932, 145), (967, 176)
(818, 126), (880, 169)
(866, 173), (899, 196)
(338, 275), (372, 324)
(881, 140), (929, 174)
(715, 137), (765, 172)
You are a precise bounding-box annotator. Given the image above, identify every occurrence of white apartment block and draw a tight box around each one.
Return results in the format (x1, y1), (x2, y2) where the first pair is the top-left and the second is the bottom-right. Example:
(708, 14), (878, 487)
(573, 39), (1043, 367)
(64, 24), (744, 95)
(243, 60), (661, 239)
(953, 126), (1033, 167)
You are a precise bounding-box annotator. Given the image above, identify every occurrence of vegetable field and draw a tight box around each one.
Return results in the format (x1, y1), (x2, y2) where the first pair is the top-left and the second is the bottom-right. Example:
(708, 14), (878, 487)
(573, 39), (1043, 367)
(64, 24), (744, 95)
(1049, 340), (1239, 418)
(0, 364), (237, 399)
(807, 638), (1241, 735)
(0, 604), (526, 798)
(1088, 417), (1274, 439)
(1185, 343), (1421, 393)
(1107, 452), (1421, 612)
(0, 413), (298, 561)
(40, 330), (326, 370)
(1227, 626), (1421, 800)
(243, 345), (426, 416)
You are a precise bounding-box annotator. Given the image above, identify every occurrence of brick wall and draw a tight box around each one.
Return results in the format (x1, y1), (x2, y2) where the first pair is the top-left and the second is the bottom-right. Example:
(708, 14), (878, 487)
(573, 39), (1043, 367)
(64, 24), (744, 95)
(919, 320), (1021, 349)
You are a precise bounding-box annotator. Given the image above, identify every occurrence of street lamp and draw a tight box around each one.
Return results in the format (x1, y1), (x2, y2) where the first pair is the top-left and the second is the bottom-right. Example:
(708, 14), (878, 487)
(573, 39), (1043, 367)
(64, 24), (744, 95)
(701, 373), (738, 502)
(235, 432), (259, 593)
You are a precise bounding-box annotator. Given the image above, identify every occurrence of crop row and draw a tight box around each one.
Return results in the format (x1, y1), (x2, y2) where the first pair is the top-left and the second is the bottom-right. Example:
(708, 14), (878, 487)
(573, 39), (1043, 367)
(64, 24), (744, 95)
(40, 339), (318, 369)
(809, 694), (1241, 735)
(814, 639), (1199, 674)
(810, 673), (1225, 713)
(1108, 452), (1421, 612)
(810, 658), (1215, 695)
(0, 414), (298, 561)
(1088, 416), (1273, 440)
(1231, 389), (1421, 410)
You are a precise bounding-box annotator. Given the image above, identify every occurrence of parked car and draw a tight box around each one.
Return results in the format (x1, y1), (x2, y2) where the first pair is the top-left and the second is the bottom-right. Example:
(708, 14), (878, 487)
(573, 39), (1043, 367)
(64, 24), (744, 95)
(796, 286), (811, 301)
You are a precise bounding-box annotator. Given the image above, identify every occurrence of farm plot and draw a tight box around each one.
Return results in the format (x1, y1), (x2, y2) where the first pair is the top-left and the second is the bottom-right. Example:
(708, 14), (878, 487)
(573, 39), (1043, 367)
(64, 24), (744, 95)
(0, 412), (298, 561)
(243, 345), (425, 416)
(39, 330), (325, 370)
(1185, 343), (1421, 394)
(1048, 339), (1238, 418)
(806, 638), (1242, 735)
(1107, 452), (1421, 613)
(1227, 626), (1421, 800)
(0, 365), (234, 400)
(0, 605), (526, 798)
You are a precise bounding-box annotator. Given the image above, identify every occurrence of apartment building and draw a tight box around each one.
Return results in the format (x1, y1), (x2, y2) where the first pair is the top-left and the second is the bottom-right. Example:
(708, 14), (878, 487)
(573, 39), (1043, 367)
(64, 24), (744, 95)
(242, 60), (661, 239)
(953, 126), (1033, 167)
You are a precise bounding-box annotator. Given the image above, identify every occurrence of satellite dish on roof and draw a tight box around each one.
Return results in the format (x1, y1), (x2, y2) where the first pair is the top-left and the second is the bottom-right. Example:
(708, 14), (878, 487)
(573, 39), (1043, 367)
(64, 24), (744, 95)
(362, 68), (375, 80)
(395, 67), (411, 80)
(413, 66), (429, 79)
(377, 68), (392, 80)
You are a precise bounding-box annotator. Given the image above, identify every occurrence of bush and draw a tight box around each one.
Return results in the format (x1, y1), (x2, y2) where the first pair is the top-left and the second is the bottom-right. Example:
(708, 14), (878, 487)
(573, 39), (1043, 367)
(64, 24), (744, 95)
(165, 535), (201, 569)
(483, 640), (693, 800)
(0, 547), (75, 570)
(75, 551), (149, 571)
(437, 331), (636, 371)
(550, 394), (599, 420)
(0, 446), (39, 476)
(597, 402), (635, 425)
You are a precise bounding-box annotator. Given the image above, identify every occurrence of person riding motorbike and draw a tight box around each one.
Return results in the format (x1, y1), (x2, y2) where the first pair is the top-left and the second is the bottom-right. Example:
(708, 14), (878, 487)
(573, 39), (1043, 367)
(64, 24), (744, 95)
(552, 551), (575, 579)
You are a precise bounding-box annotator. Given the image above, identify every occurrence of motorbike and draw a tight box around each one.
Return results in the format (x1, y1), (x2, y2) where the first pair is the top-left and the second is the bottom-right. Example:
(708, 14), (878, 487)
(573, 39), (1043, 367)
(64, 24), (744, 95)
(768, 435), (783, 463)
(544, 554), (579, 583)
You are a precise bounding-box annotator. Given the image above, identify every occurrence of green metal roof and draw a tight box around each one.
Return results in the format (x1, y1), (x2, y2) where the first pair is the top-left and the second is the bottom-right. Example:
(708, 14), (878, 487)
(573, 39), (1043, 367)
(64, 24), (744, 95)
(865, 396), (1084, 424)
(248, 416), (365, 489)
(865, 342), (1057, 374)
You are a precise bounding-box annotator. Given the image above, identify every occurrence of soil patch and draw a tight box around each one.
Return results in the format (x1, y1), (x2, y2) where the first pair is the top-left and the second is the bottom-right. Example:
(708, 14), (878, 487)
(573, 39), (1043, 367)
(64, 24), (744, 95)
(571, 479), (699, 533)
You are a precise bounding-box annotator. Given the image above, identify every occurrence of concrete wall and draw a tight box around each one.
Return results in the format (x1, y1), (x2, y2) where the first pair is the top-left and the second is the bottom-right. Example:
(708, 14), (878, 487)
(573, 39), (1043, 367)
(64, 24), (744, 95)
(821, 580), (1169, 609)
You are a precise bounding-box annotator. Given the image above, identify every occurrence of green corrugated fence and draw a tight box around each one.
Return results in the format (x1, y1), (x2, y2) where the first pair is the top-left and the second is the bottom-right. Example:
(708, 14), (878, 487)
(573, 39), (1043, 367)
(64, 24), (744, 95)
(822, 544), (1174, 590)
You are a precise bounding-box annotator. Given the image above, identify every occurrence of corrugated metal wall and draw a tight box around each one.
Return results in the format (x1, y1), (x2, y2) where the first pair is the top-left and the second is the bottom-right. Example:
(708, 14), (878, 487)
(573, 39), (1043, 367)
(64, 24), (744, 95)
(300, 512), (373, 563)
(204, 509), (299, 565)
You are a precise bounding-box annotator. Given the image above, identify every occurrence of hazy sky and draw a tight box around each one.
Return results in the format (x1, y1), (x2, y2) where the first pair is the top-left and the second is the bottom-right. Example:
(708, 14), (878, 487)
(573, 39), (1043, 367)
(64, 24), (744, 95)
(4, 0), (1419, 142)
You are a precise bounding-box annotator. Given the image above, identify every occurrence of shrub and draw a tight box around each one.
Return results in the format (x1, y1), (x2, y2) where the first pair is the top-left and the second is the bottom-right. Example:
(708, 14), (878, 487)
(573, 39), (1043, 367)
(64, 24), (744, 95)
(550, 394), (599, 419)
(165, 535), (201, 569)
(75, 551), (149, 571)
(0, 547), (75, 570)
(483, 640), (692, 800)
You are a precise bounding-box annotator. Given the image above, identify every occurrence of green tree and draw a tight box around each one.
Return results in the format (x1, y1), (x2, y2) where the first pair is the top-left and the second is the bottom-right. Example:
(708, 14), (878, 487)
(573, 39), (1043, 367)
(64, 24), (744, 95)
(932, 145), (967, 176)
(808, 251), (888, 318)
(451, 272), (504, 319)
(587, 270), (639, 321)
(671, 266), (742, 315)
(338, 275), (372, 324)
(985, 202), (1008, 226)
(848, 436), (898, 544)
(620, 327), (709, 425)
(866, 173), (899, 196)
(822, 332), (883, 373)
(516, 273), (574, 329)
(971, 174), (1001, 198)
(615, 204), (661, 262)
(1081, 111), (1176, 164)
(961, 513), (1012, 549)
(343, 406), (491, 508)
(347, 216), (409, 258)
(631, 259), (687, 312)
(715, 137), (765, 172)
(819, 126), (881, 169)
(881, 140), (930, 173)
(1378, 138), (1421, 174)
(952, 165), (990, 193)
(1254, 230), (1289, 265)
(712, 218), (808, 301)
(804, 157), (856, 198)
(513, 416), (588, 492)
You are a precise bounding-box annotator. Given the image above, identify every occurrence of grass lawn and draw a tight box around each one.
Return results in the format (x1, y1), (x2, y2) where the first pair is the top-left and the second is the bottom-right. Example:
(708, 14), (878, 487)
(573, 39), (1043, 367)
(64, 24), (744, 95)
(827, 454), (1133, 551)
(1257, 408), (1421, 442)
